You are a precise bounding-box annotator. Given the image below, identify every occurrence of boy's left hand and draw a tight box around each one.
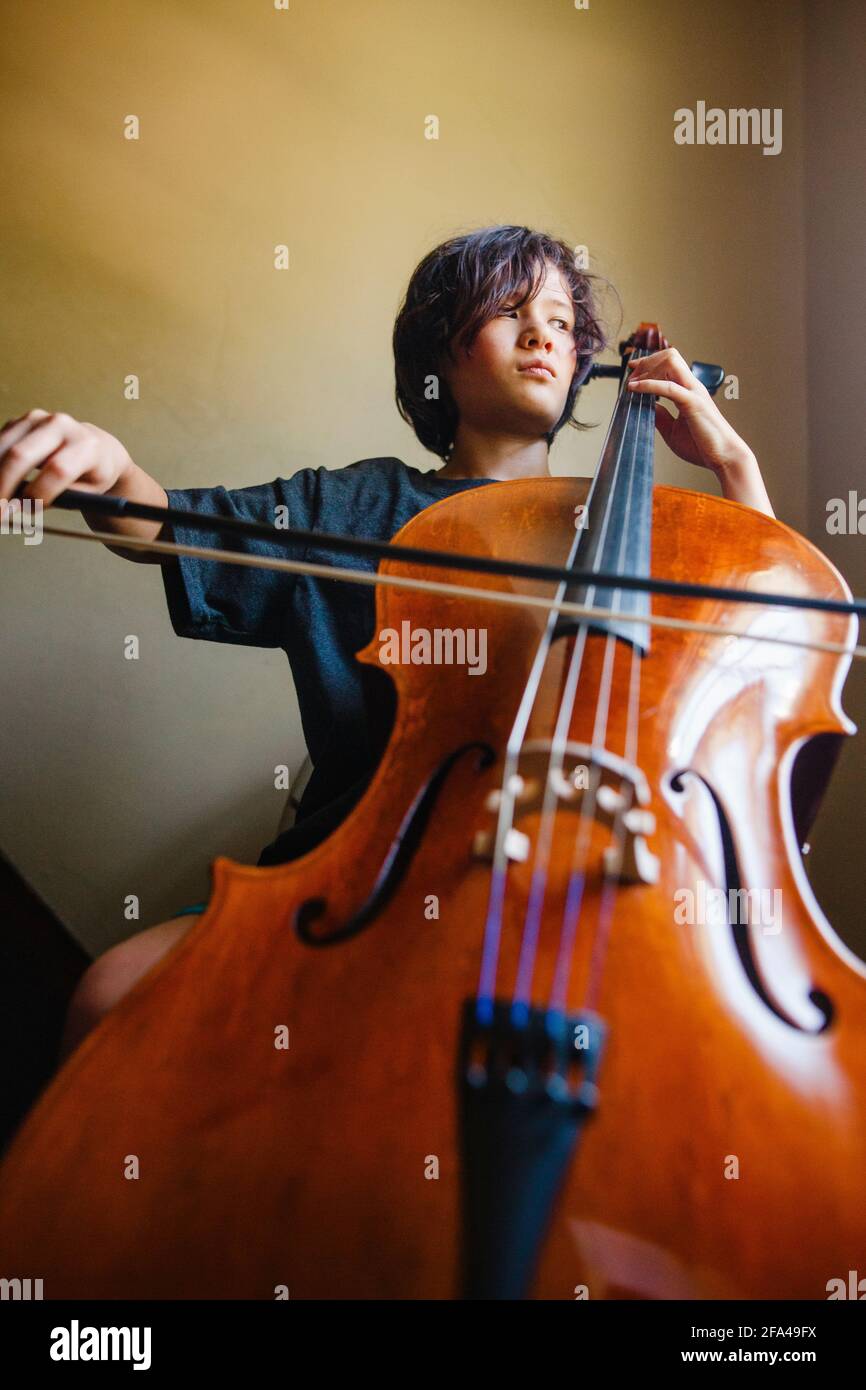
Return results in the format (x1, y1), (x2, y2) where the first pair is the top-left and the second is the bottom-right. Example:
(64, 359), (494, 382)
(626, 342), (754, 476)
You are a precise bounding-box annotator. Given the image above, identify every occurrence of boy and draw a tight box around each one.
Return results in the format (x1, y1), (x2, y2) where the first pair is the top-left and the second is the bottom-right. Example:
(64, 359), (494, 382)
(0, 225), (774, 1060)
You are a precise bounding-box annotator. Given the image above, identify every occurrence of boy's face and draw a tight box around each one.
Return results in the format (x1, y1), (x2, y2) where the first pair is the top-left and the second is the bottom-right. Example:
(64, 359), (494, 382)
(443, 261), (578, 441)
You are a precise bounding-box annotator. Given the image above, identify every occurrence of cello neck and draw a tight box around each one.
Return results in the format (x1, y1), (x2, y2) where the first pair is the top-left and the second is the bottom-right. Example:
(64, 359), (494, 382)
(554, 324), (658, 654)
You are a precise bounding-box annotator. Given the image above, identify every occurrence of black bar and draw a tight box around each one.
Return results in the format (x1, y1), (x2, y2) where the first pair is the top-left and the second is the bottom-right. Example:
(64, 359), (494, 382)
(0, 1297), (859, 1371)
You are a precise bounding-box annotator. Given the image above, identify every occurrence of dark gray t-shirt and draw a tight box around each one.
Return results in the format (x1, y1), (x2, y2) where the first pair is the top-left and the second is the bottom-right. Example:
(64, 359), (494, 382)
(161, 456), (495, 864)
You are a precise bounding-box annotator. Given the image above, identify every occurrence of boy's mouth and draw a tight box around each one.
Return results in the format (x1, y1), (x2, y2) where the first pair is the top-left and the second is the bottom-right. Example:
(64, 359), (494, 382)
(517, 358), (558, 380)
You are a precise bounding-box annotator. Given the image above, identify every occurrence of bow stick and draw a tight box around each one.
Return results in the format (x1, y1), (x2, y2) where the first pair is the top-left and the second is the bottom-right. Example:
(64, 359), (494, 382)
(5, 485), (863, 661)
(32, 485), (866, 622)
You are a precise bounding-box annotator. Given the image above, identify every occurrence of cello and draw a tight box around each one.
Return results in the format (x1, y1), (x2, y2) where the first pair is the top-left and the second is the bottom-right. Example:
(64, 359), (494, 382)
(1, 324), (865, 1300)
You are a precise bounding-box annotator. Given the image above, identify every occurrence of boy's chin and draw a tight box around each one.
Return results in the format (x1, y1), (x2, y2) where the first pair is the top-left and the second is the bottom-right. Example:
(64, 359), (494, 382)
(512, 406), (561, 436)
(508, 387), (565, 424)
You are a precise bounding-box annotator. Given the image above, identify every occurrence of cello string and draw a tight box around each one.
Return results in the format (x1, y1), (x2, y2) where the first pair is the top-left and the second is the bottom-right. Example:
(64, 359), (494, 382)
(30, 523), (864, 659)
(573, 371), (658, 1013)
(490, 348), (650, 1021)
(581, 640), (644, 1013)
(546, 351), (654, 1016)
(473, 343), (644, 1021)
(508, 624), (592, 1022)
(545, 628), (619, 1018)
(474, 522), (587, 1023)
(478, 547), (586, 1028)
(510, 349), (648, 1019)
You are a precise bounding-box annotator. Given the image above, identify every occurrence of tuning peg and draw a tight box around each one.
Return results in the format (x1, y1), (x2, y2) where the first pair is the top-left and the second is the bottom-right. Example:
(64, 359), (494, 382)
(690, 361), (725, 396)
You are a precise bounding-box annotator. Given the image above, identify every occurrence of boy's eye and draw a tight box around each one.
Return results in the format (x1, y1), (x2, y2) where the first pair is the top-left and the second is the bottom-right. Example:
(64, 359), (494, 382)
(499, 307), (573, 330)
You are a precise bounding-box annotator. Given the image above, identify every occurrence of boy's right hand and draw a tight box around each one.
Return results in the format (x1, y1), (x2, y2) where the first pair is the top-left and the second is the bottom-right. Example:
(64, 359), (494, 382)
(0, 409), (134, 512)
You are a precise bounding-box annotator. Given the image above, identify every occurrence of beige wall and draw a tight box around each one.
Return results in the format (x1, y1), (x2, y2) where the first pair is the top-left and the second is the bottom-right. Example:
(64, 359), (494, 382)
(802, 0), (866, 955)
(1, 0), (854, 958)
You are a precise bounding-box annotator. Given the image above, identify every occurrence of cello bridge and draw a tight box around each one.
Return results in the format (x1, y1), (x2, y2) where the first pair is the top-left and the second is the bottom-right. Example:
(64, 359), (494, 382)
(472, 740), (660, 886)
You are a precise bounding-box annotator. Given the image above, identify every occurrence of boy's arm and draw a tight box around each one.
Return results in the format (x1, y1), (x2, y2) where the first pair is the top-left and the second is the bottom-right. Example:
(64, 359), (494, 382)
(0, 409), (171, 562)
(80, 458), (171, 563)
(714, 448), (775, 518)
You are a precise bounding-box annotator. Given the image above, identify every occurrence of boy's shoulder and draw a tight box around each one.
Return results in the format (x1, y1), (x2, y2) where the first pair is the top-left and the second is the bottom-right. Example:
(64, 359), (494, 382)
(303, 455), (440, 503)
(276, 456), (442, 536)
(321, 455), (422, 484)
(282, 455), (411, 491)
(327, 455), (410, 481)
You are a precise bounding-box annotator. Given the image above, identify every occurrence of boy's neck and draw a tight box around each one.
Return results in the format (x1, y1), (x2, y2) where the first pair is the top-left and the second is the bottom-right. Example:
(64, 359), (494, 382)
(436, 430), (551, 482)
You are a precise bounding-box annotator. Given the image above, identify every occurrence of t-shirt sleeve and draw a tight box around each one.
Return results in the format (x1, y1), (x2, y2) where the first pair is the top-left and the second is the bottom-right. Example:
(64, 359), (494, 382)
(160, 469), (321, 648)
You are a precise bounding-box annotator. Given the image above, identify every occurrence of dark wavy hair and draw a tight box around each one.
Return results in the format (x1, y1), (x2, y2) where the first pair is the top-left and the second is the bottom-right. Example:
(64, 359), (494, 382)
(393, 225), (609, 462)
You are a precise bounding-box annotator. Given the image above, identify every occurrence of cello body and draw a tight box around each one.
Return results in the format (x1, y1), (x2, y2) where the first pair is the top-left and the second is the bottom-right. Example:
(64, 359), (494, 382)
(0, 476), (864, 1300)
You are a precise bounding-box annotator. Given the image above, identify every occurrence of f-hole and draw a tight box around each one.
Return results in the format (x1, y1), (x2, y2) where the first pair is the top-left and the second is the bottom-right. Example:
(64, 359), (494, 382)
(669, 769), (834, 1035)
(294, 741), (495, 947)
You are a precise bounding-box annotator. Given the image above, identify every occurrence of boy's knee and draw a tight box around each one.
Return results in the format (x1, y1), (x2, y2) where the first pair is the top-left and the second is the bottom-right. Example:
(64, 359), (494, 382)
(60, 960), (118, 1061)
(59, 915), (195, 1062)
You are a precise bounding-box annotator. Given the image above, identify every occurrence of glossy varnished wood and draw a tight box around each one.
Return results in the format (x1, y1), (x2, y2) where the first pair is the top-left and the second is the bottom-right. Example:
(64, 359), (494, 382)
(0, 479), (863, 1299)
